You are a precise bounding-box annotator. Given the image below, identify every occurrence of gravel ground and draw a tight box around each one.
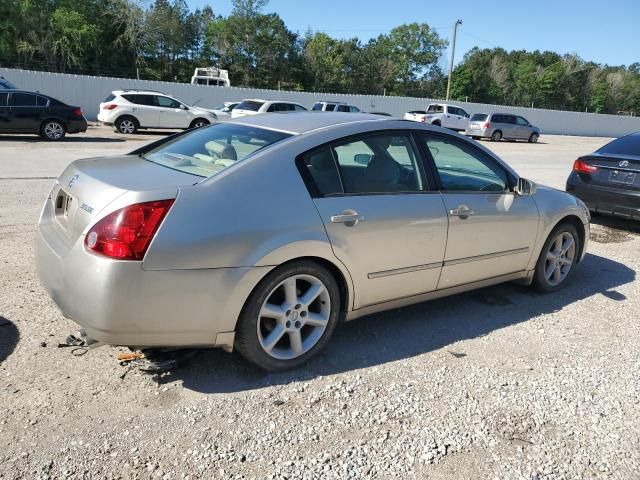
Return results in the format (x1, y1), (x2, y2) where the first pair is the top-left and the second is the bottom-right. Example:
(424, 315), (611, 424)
(1, 132), (640, 479)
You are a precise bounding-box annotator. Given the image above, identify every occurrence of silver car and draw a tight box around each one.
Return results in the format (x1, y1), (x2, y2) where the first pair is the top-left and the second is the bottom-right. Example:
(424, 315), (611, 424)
(36, 113), (589, 371)
(466, 113), (541, 143)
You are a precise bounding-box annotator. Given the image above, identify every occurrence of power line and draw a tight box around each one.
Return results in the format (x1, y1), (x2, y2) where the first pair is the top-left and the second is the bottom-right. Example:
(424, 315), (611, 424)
(458, 29), (499, 48)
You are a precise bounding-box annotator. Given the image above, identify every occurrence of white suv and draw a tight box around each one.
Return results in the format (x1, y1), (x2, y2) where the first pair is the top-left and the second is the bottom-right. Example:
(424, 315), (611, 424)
(231, 99), (307, 118)
(311, 101), (361, 112)
(404, 103), (469, 131)
(98, 90), (217, 134)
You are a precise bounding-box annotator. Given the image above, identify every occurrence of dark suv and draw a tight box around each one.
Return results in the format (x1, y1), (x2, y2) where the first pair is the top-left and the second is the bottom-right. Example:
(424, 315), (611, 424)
(0, 90), (87, 140)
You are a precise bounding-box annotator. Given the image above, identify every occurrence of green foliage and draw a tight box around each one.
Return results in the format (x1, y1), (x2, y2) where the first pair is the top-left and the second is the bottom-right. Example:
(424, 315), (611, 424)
(0, 1), (637, 115)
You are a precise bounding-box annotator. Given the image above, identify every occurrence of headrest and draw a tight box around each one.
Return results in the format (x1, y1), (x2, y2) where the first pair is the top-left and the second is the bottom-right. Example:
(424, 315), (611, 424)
(366, 156), (400, 183)
(205, 141), (238, 160)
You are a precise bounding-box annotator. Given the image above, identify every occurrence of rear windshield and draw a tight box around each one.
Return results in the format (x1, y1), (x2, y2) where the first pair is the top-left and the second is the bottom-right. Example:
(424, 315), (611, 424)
(142, 123), (291, 177)
(598, 134), (640, 156)
(427, 105), (444, 113)
(470, 113), (488, 121)
(236, 100), (264, 112)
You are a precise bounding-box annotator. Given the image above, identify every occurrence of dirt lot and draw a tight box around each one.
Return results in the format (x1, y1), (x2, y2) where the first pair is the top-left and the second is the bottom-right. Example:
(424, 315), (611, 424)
(1, 128), (639, 479)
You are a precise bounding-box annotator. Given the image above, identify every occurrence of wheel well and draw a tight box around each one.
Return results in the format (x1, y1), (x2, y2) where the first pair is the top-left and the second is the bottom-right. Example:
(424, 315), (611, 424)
(41, 118), (67, 130)
(493, 129), (502, 136)
(556, 215), (586, 262)
(115, 115), (138, 125)
(431, 120), (441, 126)
(190, 118), (210, 126)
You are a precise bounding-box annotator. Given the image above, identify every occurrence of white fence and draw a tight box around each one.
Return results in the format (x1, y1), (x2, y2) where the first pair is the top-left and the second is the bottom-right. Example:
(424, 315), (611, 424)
(2, 67), (640, 137)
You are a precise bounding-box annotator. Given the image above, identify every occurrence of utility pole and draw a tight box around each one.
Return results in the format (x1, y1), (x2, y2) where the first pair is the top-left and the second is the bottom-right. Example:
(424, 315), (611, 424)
(446, 19), (462, 101)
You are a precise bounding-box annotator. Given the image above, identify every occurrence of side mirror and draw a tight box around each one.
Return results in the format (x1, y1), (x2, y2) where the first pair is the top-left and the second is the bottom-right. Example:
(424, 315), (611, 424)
(514, 178), (536, 196)
(180, 104), (188, 110)
(354, 153), (372, 165)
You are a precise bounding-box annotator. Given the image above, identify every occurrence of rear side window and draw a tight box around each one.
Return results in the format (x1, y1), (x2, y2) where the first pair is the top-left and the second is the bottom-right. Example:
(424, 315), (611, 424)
(36, 96), (48, 107)
(325, 104), (336, 111)
(0, 93), (8, 106)
(122, 94), (154, 106)
(10, 93), (37, 106)
(103, 93), (115, 102)
(337, 105), (349, 112)
(236, 100), (264, 112)
(300, 146), (343, 195)
(491, 114), (504, 123)
(470, 114), (488, 121)
(504, 115), (516, 124)
(427, 104), (444, 113)
(311, 103), (323, 111)
(598, 134), (640, 156)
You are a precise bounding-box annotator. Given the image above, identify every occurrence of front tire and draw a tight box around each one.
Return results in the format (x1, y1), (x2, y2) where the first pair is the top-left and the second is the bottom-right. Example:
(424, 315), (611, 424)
(235, 261), (341, 371)
(115, 116), (138, 134)
(40, 120), (66, 141)
(532, 223), (579, 292)
(189, 118), (210, 129)
(529, 133), (539, 143)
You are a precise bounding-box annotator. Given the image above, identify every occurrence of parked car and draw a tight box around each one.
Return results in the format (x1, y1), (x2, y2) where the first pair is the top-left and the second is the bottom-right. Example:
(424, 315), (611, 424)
(566, 132), (640, 219)
(98, 90), (217, 134)
(405, 104), (469, 131)
(466, 113), (540, 143)
(0, 90), (87, 140)
(231, 99), (308, 118)
(0, 76), (17, 89)
(311, 101), (361, 113)
(207, 101), (240, 122)
(35, 113), (589, 371)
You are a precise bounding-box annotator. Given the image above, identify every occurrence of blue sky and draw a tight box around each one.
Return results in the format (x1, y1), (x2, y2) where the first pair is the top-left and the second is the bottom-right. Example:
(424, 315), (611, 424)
(189, 0), (639, 68)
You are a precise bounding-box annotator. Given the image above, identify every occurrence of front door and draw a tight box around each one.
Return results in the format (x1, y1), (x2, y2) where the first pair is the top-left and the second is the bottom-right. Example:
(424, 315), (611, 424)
(155, 95), (189, 128)
(299, 131), (449, 309)
(514, 116), (531, 139)
(0, 92), (9, 131)
(417, 132), (539, 289)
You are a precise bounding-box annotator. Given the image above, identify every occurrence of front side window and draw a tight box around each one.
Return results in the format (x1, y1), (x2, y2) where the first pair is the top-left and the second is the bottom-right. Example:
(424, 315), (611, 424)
(10, 93), (37, 106)
(155, 96), (181, 108)
(301, 133), (424, 195)
(294, 104), (307, 111)
(516, 116), (529, 126)
(142, 123), (291, 178)
(349, 106), (360, 112)
(337, 105), (349, 112)
(0, 92), (8, 106)
(420, 134), (508, 192)
(236, 100), (264, 112)
(37, 96), (48, 107)
(311, 103), (323, 111)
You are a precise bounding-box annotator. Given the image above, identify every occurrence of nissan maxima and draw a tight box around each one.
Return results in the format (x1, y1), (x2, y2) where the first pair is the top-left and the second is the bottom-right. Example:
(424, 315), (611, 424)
(36, 113), (590, 371)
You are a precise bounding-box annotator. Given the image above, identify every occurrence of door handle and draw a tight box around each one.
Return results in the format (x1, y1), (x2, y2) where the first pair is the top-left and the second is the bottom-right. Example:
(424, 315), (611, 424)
(331, 210), (364, 226)
(449, 205), (474, 218)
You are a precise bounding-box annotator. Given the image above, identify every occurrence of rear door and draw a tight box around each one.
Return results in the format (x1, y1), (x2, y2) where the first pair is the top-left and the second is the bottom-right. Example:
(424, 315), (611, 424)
(417, 132), (539, 289)
(300, 131), (448, 309)
(8, 92), (42, 131)
(0, 92), (9, 131)
(122, 94), (158, 127)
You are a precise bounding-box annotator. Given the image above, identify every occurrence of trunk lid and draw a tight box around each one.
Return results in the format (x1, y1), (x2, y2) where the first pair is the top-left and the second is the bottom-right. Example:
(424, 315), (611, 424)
(49, 154), (201, 243)
(581, 153), (640, 191)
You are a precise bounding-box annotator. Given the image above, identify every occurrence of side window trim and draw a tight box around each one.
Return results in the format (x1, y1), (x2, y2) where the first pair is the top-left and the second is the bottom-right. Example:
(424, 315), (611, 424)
(416, 131), (515, 193)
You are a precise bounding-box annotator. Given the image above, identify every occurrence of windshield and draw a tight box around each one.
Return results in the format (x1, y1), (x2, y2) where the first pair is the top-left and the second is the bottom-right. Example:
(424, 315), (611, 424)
(470, 114), (488, 122)
(236, 100), (264, 111)
(142, 123), (291, 177)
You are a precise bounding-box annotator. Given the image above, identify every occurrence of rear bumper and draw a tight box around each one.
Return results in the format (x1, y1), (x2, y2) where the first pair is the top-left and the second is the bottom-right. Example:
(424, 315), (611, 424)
(67, 118), (87, 134)
(464, 128), (489, 138)
(567, 174), (640, 219)
(35, 220), (270, 348)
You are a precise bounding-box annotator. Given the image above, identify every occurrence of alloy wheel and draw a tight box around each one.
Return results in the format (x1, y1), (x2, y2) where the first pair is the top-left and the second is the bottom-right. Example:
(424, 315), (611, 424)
(119, 119), (135, 134)
(44, 122), (64, 140)
(257, 274), (331, 360)
(544, 232), (576, 286)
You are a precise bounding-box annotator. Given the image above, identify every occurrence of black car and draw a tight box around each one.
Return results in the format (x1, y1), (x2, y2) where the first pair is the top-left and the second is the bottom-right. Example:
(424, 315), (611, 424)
(0, 90), (87, 140)
(566, 132), (640, 219)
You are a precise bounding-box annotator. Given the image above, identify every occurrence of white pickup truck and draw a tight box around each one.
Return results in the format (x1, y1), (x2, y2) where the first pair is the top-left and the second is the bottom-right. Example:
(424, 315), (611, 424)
(404, 103), (469, 131)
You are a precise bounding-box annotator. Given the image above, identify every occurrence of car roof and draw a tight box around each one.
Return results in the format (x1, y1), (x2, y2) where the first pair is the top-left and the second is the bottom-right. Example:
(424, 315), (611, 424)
(229, 111), (388, 134)
(113, 90), (170, 96)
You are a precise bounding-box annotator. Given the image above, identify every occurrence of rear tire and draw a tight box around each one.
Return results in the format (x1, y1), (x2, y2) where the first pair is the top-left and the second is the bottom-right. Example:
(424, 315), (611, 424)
(432, 121), (441, 127)
(491, 130), (502, 142)
(40, 120), (66, 141)
(529, 133), (539, 143)
(115, 116), (138, 134)
(532, 223), (579, 293)
(235, 260), (341, 371)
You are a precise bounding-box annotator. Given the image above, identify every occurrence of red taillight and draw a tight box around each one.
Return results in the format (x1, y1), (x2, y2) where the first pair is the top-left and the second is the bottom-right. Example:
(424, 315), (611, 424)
(85, 200), (174, 260)
(483, 122), (490, 129)
(573, 159), (597, 174)
(102, 104), (118, 110)
(72, 108), (83, 117)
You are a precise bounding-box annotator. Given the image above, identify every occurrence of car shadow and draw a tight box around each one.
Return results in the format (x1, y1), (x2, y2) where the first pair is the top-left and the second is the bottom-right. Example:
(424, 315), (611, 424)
(160, 253), (634, 393)
(0, 135), (125, 143)
(590, 215), (640, 235)
(0, 316), (19, 364)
